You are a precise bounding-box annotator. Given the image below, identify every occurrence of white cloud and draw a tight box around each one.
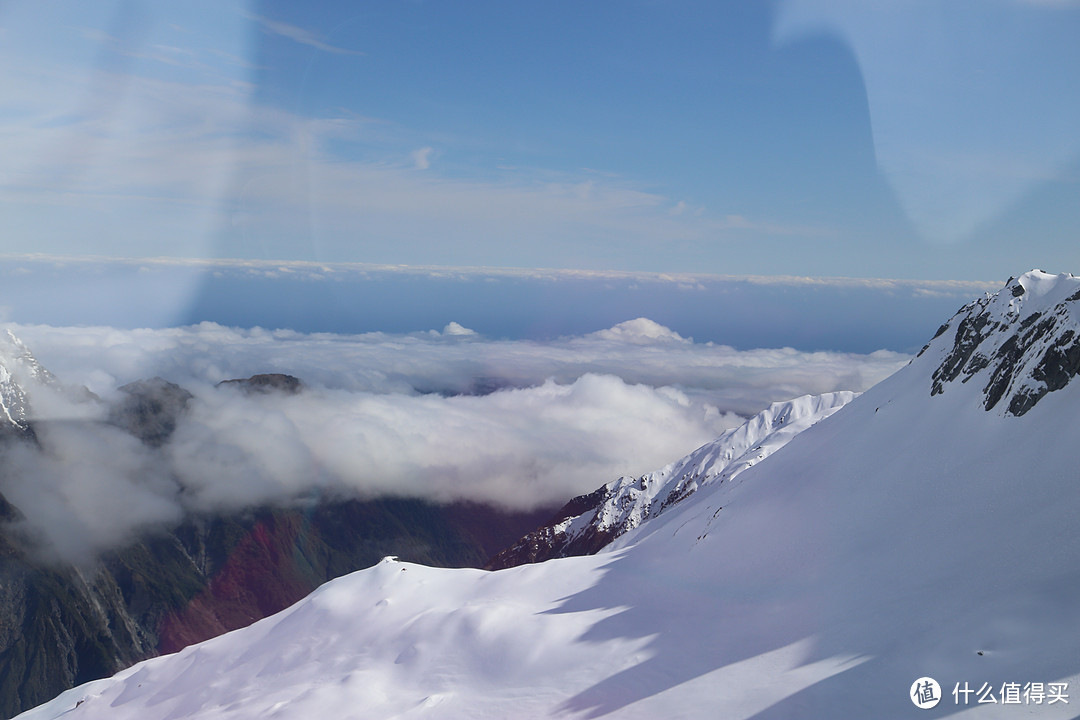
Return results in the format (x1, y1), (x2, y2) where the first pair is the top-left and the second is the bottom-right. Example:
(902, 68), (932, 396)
(247, 14), (364, 56)
(411, 146), (435, 170)
(10, 319), (910, 414)
(2, 422), (184, 565)
(441, 321), (476, 336)
(165, 373), (728, 513)
(0, 253), (1002, 295)
(0, 319), (909, 561)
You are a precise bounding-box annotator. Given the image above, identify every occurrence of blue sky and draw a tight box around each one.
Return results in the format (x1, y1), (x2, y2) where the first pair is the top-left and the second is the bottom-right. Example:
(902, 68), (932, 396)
(0, 0), (1077, 282)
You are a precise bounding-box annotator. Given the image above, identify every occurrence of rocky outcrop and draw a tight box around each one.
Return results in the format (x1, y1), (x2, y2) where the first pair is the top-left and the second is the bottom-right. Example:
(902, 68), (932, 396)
(216, 373), (302, 395)
(922, 271), (1080, 416)
(107, 378), (193, 447)
(485, 487), (614, 570)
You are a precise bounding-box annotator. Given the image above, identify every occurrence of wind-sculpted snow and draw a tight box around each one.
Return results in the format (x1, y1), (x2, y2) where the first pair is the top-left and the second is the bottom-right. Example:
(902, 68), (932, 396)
(488, 392), (854, 568)
(923, 270), (1080, 415)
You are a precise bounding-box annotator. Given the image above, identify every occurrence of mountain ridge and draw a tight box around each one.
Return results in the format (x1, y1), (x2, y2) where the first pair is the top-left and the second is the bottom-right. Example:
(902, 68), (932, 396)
(487, 391), (854, 569)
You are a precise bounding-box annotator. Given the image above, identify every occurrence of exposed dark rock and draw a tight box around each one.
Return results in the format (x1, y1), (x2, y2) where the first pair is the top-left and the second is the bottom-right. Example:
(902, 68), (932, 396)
(108, 378), (193, 447)
(217, 373), (302, 395)
(928, 274), (1080, 416)
(982, 334), (1024, 411)
(0, 492), (21, 525)
(930, 310), (994, 395)
(916, 322), (952, 358)
(485, 487), (613, 570)
(1007, 330), (1080, 416)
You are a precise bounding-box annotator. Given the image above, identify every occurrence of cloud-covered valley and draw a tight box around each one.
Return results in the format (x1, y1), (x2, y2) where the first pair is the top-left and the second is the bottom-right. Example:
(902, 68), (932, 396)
(1, 319), (908, 562)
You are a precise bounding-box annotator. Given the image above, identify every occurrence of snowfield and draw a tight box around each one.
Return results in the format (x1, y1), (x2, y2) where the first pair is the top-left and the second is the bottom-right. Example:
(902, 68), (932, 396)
(18, 271), (1080, 719)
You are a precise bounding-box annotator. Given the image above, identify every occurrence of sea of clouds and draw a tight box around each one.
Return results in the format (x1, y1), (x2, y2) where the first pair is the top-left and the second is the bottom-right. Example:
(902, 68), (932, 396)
(1, 318), (908, 562)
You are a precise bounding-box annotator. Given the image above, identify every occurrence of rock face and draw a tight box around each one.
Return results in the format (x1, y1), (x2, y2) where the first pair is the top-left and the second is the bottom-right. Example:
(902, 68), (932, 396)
(487, 392), (854, 570)
(922, 270), (1080, 416)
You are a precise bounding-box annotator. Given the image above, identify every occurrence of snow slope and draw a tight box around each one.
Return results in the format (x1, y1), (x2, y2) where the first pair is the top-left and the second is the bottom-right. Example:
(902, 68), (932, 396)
(489, 392), (854, 567)
(18, 271), (1080, 719)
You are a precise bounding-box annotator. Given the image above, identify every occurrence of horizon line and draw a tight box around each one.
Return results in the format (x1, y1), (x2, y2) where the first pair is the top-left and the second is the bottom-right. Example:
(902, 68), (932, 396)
(0, 253), (1004, 292)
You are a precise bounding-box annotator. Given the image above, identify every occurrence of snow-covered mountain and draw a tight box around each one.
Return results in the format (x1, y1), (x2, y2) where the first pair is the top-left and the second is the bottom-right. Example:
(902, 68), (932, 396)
(18, 270), (1080, 720)
(0, 329), (96, 440)
(489, 391), (855, 568)
(0, 330), (46, 436)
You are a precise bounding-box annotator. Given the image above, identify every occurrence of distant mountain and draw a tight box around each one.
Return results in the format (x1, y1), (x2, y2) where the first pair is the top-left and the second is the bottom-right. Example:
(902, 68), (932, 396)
(20, 271), (1080, 719)
(0, 343), (554, 719)
(107, 377), (194, 446)
(216, 373), (302, 395)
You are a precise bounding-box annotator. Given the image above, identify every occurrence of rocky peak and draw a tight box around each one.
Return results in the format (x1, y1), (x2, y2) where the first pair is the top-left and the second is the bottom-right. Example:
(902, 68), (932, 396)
(108, 377), (194, 447)
(921, 270), (1080, 416)
(1, 329), (57, 386)
(0, 329), (53, 439)
(217, 373), (302, 395)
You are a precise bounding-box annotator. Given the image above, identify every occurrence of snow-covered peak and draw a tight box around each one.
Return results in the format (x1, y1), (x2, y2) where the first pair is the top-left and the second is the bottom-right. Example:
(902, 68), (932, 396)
(917, 270), (1080, 416)
(440, 321), (477, 337)
(0, 329), (46, 433)
(0, 328), (79, 438)
(488, 391), (854, 568)
(1006, 270), (1079, 309)
(588, 318), (689, 344)
(1, 329), (58, 387)
(0, 360), (29, 431)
